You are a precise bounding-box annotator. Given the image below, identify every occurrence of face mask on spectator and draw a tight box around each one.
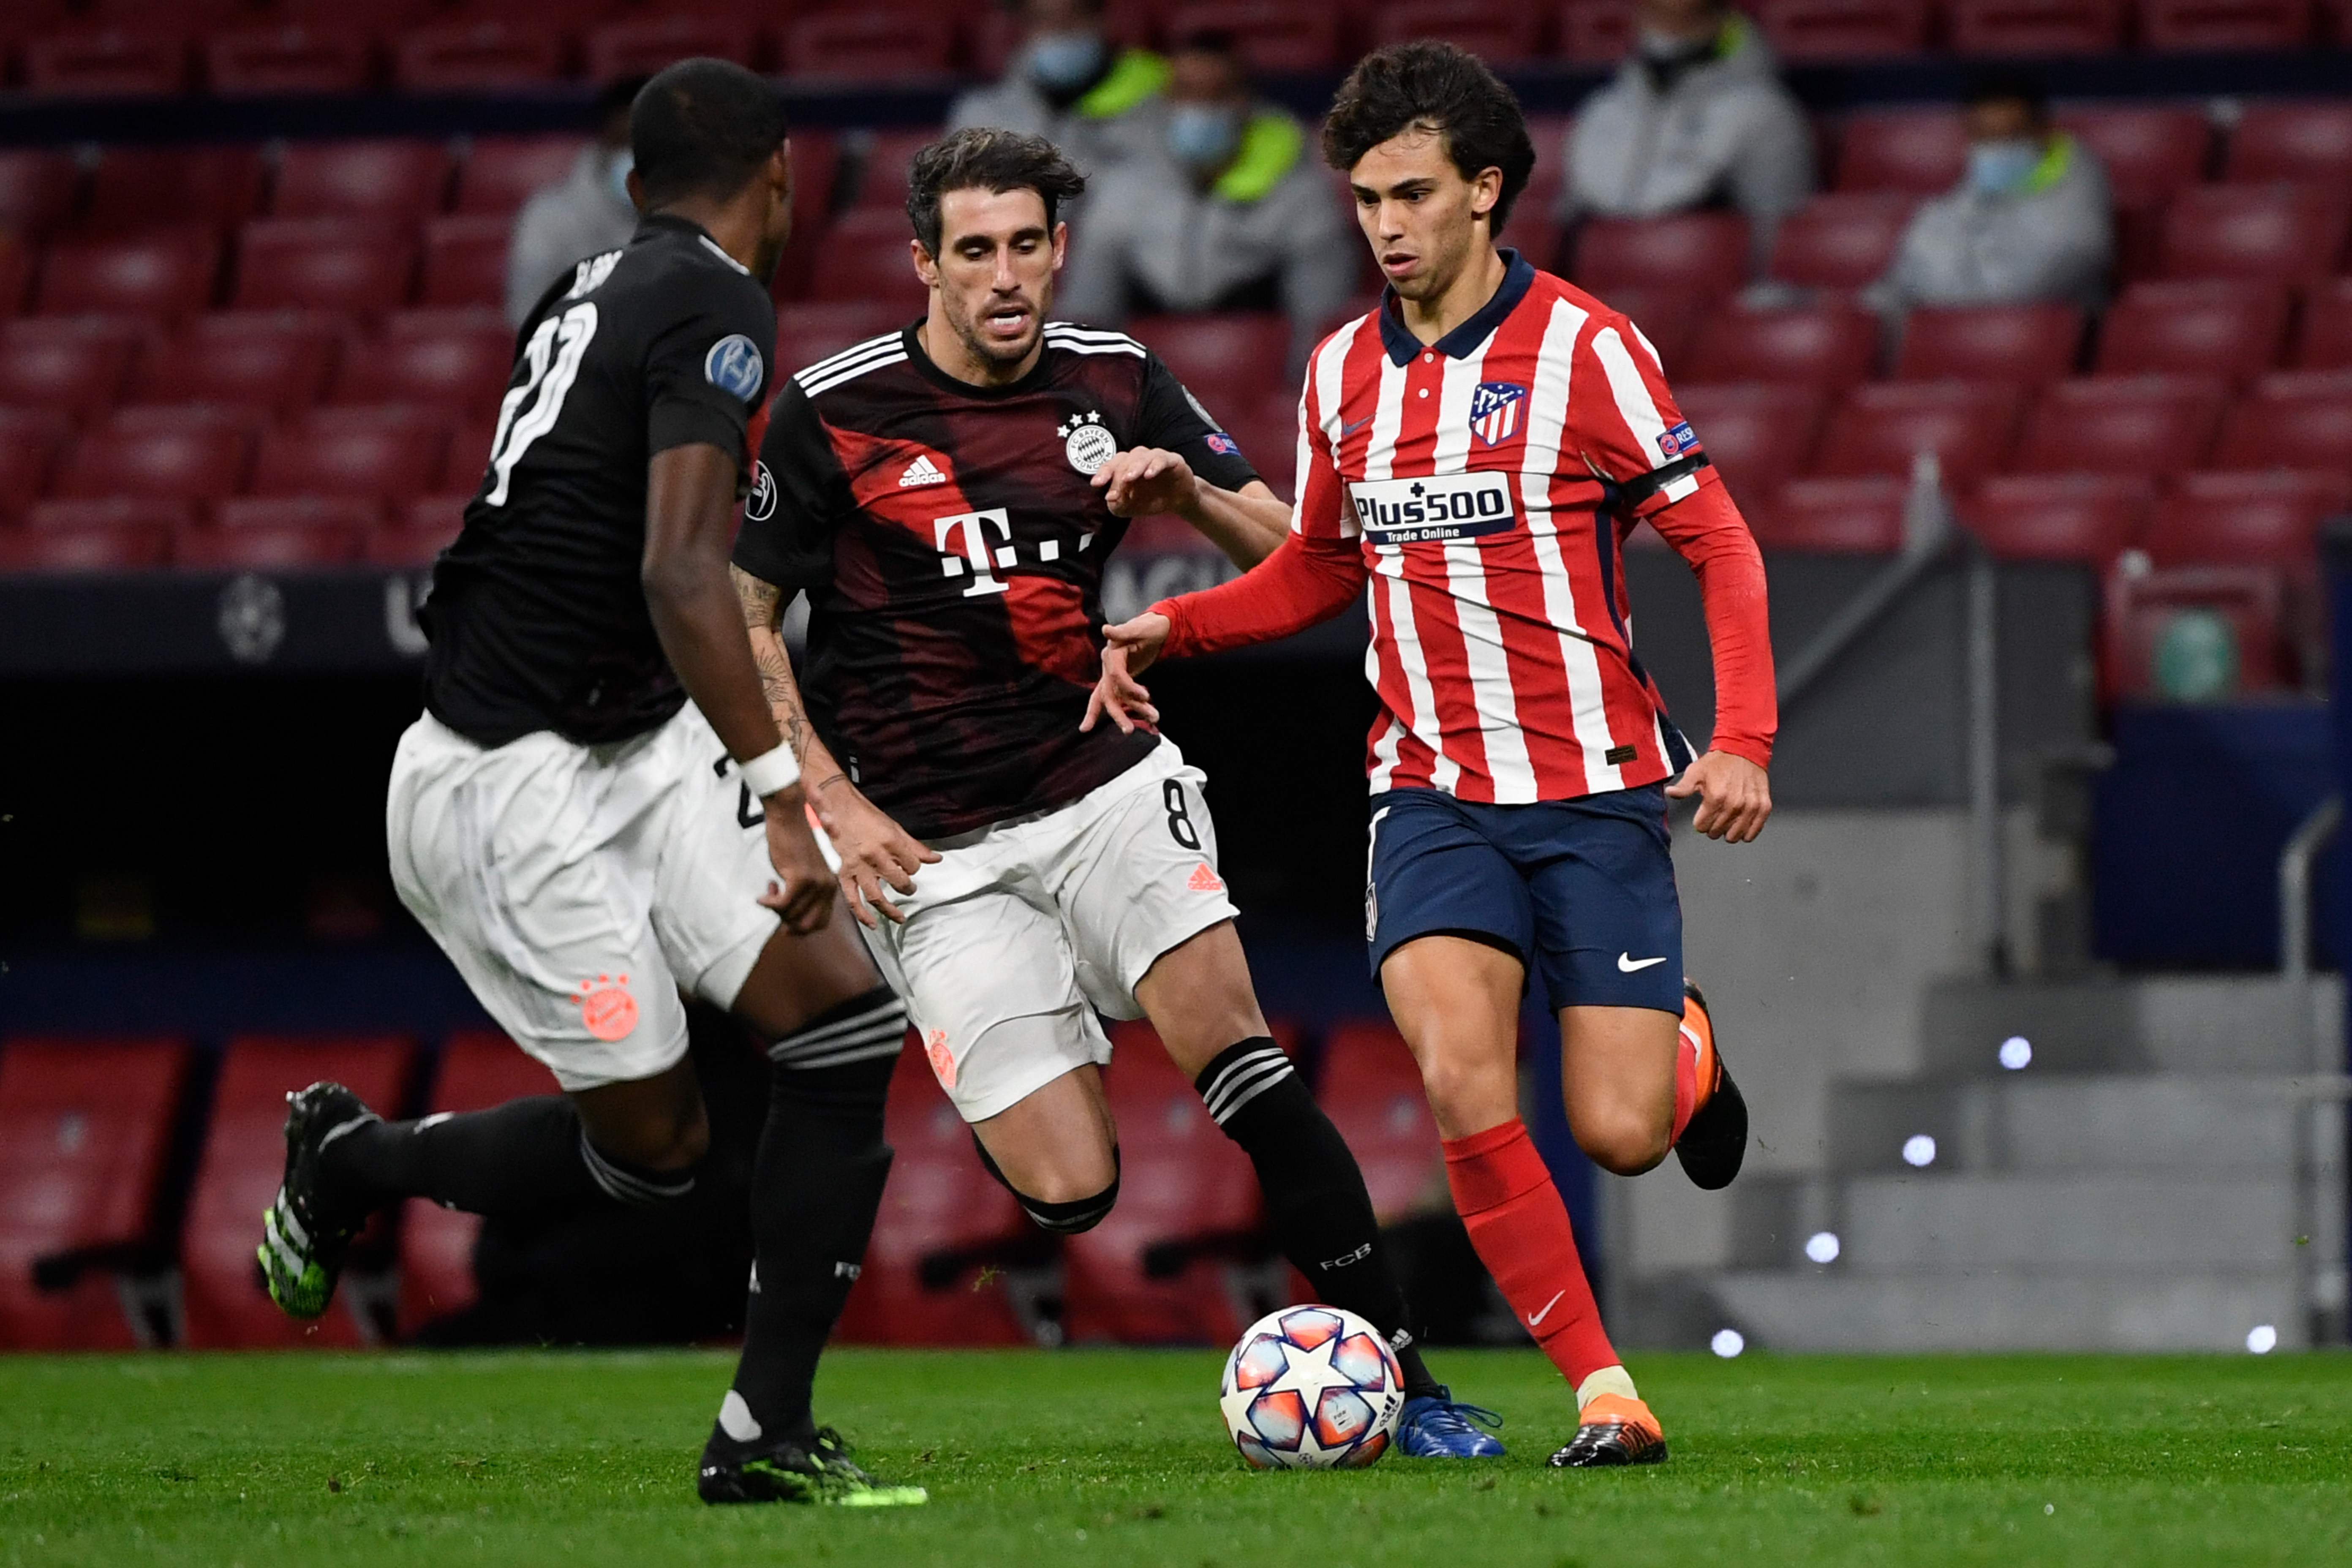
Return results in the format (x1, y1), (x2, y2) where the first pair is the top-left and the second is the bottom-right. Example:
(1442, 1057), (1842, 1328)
(1966, 138), (2041, 198)
(1026, 31), (1105, 92)
(605, 150), (634, 206)
(1167, 105), (1242, 173)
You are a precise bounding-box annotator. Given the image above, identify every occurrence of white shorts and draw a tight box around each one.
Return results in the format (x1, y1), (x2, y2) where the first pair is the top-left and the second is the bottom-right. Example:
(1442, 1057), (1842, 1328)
(386, 703), (781, 1092)
(859, 741), (1238, 1124)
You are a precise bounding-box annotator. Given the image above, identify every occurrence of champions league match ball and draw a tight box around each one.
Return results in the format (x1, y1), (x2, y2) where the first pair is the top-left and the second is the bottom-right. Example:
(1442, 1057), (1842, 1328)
(1218, 1304), (1405, 1470)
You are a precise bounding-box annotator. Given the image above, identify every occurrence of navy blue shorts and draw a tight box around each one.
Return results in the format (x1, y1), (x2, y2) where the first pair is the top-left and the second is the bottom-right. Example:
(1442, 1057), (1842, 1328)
(1365, 784), (1683, 1014)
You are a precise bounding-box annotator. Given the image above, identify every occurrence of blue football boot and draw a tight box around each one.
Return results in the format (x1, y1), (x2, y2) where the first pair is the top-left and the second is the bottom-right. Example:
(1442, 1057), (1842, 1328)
(1397, 1388), (1506, 1458)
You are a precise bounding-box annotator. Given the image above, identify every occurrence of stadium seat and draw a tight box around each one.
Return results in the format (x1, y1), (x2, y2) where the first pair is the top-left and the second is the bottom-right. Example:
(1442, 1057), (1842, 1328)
(1673, 382), (1827, 503)
(808, 209), (926, 304)
(0, 241), (26, 319)
(2142, 468), (2349, 566)
(1835, 109), (1967, 194)
(1586, 283), (1709, 369)
(251, 406), (454, 501)
(0, 509), (177, 571)
(204, 26), (376, 96)
(585, 16), (759, 78)
(455, 135), (590, 215)
(138, 312), (345, 415)
(2092, 280), (2292, 380)
(331, 310), (512, 414)
(1210, 388), (1304, 502)
(83, 145), (267, 234)
(2159, 184), (2352, 284)
(1895, 303), (2085, 385)
(0, 150), (80, 240)
(1963, 472), (2153, 564)
(0, 408), (71, 516)
(775, 300), (911, 377)
(1369, 0), (1547, 60)
(36, 229), (221, 319)
(392, 22), (566, 92)
(418, 215), (510, 309)
(781, 8), (956, 79)
(2012, 375), (2227, 476)
(21, 28), (193, 97)
(846, 128), (943, 212)
(183, 497), (374, 569)
(2212, 369), (2352, 469)
(2136, 0), (2317, 49)
(1557, 0), (1637, 60)
(1162, 3), (1344, 70)
(181, 1034), (416, 1348)
(1946, 0), (2127, 52)
(2052, 106), (2212, 209)
(275, 140), (454, 223)
(56, 406), (258, 501)
(1756, 0), (1932, 59)
(1768, 193), (1915, 289)
(1061, 1022), (1269, 1346)
(834, 1043), (1039, 1347)
(235, 218), (419, 316)
(0, 1037), (191, 1350)
(368, 490), (471, 566)
(1573, 213), (1749, 301)
(2227, 103), (2352, 187)
(1315, 1022), (1444, 1226)
(2295, 276), (2352, 369)
(1683, 303), (1877, 391)
(1129, 313), (1292, 413)
(397, 1029), (561, 1338)
(0, 318), (144, 419)
(1753, 475), (1908, 552)
(2104, 565), (2288, 699)
(1815, 380), (2020, 483)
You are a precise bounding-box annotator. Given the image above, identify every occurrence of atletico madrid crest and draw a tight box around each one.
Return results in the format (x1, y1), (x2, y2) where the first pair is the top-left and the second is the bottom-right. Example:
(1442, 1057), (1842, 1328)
(1469, 381), (1527, 446)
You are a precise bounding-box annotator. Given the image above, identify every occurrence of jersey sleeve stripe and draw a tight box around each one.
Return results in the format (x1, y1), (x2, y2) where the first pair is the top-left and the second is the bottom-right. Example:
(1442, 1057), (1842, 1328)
(794, 334), (907, 390)
(1590, 325), (1704, 506)
(799, 347), (909, 397)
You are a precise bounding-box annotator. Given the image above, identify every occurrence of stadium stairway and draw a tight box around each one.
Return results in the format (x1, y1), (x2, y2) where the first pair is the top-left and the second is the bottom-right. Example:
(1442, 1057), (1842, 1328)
(1703, 975), (2345, 1351)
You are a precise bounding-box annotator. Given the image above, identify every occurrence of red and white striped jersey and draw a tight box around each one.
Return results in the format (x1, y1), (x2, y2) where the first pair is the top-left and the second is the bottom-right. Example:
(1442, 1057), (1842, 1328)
(1292, 251), (1716, 803)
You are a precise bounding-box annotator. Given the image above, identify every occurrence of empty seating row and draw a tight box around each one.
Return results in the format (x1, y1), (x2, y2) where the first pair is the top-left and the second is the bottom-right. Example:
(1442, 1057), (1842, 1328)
(0, 403), (488, 507)
(0, 493), (469, 571)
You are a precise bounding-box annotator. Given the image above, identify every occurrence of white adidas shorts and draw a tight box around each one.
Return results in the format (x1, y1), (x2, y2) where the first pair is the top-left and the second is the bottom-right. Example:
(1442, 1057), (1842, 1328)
(859, 741), (1238, 1124)
(386, 703), (782, 1092)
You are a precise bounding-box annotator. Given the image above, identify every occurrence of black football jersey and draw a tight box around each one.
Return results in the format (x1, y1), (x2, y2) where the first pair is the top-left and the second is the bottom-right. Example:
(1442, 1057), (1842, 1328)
(732, 321), (1259, 839)
(420, 212), (775, 747)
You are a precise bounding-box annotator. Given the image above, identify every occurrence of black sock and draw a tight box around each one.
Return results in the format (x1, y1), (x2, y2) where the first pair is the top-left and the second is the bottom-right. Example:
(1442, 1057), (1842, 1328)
(721, 987), (903, 1446)
(1196, 1038), (1444, 1400)
(322, 1095), (694, 1224)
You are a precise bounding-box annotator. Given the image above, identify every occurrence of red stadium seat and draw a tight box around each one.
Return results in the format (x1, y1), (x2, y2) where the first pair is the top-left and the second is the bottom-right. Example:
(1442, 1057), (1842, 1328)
(1947, 0), (2127, 51)
(1895, 303), (2085, 385)
(1557, 0), (1637, 60)
(1684, 303), (1877, 391)
(251, 406), (454, 501)
(0, 408), (71, 516)
(181, 1034), (416, 1348)
(1835, 109), (1966, 194)
(397, 1029), (561, 1337)
(1757, 0), (1932, 59)
(0, 510), (176, 570)
(2093, 280), (2292, 380)
(2105, 565), (2289, 698)
(0, 1037), (190, 1350)
(2295, 277), (2352, 369)
(56, 406), (257, 501)
(2227, 103), (2352, 187)
(1754, 475), (1907, 552)
(2142, 468), (2349, 566)
(419, 215), (509, 309)
(455, 135), (589, 215)
(2137, 0), (2316, 49)
(1674, 382), (1827, 503)
(2159, 183), (2352, 285)
(332, 310), (512, 414)
(369, 490), (471, 566)
(0, 151), (80, 240)
(1768, 193), (1915, 289)
(847, 129), (943, 212)
(182, 497), (374, 568)
(808, 209), (926, 305)
(235, 218), (418, 316)
(37, 229), (221, 319)
(585, 16), (759, 78)
(392, 21), (565, 93)
(1061, 1022), (1269, 1346)
(1963, 472), (2153, 564)
(835, 1043), (1038, 1347)
(2212, 370), (2352, 470)
(1205, 387), (1302, 503)
(84, 146), (267, 234)
(2013, 375), (2227, 476)
(781, 9), (955, 79)
(0, 318), (144, 419)
(1816, 380), (2020, 483)
(1573, 213), (1748, 301)
(205, 27), (374, 96)
(22, 28), (192, 97)
(775, 300), (910, 377)
(0, 241), (26, 320)
(276, 140), (454, 223)
(1315, 1022), (1443, 1226)
(1585, 283), (1709, 369)
(1129, 313), (1292, 413)
(1162, 2), (1344, 70)
(1370, 0), (1546, 60)
(2052, 106), (2212, 209)
(138, 312), (345, 415)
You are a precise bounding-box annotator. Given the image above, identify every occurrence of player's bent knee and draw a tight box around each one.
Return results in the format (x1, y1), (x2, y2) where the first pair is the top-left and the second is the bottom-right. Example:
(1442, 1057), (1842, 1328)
(1572, 1105), (1669, 1176)
(974, 1134), (1122, 1232)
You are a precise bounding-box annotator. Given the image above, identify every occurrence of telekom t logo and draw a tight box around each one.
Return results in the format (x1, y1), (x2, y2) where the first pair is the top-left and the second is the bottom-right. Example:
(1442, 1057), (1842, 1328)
(933, 508), (1013, 597)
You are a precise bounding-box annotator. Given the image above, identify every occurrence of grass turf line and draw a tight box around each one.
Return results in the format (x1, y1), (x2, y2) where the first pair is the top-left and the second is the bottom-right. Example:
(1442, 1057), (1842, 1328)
(0, 1348), (2347, 1567)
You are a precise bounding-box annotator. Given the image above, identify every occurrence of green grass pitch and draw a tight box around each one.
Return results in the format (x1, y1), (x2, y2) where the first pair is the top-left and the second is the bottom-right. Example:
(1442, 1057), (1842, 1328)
(1, 1348), (2347, 1566)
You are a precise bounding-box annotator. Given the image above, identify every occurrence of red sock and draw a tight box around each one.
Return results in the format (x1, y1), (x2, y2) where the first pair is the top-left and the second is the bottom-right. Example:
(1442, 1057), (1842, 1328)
(1442, 1119), (1618, 1389)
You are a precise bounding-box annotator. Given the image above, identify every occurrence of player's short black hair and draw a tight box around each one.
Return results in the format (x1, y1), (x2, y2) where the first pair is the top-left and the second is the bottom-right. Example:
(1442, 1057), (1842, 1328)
(1321, 42), (1537, 233)
(904, 128), (1087, 258)
(1962, 65), (2050, 121)
(629, 58), (789, 210)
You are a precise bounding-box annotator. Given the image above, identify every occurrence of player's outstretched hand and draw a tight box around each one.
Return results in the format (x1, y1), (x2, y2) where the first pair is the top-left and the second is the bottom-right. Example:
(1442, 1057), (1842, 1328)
(1083, 616), (1171, 734)
(1666, 750), (1773, 844)
(1092, 447), (1198, 519)
(820, 785), (940, 928)
(759, 794), (839, 935)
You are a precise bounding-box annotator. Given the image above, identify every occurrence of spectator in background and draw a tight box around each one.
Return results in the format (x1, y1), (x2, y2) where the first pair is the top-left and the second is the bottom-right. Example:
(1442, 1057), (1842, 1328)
(1865, 70), (2112, 321)
(1558, 0), (1812, 267)
(504, 76), (648, 328)
(1056, 32), (1353, 373)
(948, 0), (1168, 176)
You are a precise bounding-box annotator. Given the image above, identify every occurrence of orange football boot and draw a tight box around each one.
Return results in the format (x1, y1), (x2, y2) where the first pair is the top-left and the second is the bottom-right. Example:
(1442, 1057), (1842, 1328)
(1547, 1393), (1668, 1467)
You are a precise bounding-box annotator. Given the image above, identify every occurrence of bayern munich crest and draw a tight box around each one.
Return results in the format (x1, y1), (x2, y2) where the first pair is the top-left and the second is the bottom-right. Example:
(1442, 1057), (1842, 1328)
(1059, 409), (1119, 476)
(1469, 381), (1527, 446)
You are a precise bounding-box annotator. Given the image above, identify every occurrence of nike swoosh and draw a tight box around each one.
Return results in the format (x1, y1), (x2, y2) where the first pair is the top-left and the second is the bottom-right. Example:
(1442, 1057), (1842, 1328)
(1617, 953), (1668, 973)
(1339, 415), (1373, 437)
(1527, 1289), (1565, 1328)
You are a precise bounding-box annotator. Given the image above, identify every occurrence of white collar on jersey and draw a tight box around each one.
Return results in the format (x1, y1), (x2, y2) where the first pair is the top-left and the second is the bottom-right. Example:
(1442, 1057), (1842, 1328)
(1377, 247), (1538, 367)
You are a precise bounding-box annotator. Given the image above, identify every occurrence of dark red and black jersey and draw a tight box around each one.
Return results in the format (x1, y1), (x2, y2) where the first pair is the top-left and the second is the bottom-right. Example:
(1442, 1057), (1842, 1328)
(732, 321), (1259, 839)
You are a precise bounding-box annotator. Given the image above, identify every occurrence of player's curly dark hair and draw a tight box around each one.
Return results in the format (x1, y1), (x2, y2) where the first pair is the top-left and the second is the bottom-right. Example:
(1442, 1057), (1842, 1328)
(1320, 42), (1537, 234)
(905, 128), (1088, 258)
(629, 57), (789, 208)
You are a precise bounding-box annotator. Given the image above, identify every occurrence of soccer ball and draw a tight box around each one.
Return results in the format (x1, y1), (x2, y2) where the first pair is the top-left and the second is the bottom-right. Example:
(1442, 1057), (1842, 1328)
(1218, 1304), (1405, 1470)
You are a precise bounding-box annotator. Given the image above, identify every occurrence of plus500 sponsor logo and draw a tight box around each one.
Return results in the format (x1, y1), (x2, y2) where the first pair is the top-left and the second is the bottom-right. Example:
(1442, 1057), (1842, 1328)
(1348, 472), (1516, 543)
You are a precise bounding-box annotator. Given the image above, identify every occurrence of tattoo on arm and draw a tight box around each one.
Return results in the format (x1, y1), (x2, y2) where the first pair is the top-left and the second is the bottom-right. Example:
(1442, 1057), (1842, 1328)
(730, 564), (814, 761)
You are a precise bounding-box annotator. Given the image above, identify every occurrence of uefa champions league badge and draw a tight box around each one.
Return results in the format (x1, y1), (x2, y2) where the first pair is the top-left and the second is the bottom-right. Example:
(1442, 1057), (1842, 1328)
(1656, 420), (1699, 458)
(1059, 409), (1119, 476)
(704, 334), (765, 401)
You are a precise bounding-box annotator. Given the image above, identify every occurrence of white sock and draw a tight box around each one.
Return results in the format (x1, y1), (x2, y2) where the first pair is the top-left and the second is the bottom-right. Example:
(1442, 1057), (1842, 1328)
(1575, 1365), (1639, 1410)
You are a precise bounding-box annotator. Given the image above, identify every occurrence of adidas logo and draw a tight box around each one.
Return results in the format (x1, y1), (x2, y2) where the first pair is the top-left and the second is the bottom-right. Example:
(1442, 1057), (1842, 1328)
(899, 455), (946, 488)
(1187, 863), (1225, 893)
